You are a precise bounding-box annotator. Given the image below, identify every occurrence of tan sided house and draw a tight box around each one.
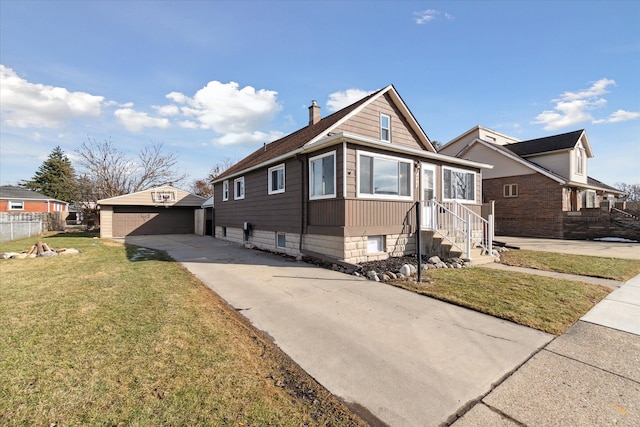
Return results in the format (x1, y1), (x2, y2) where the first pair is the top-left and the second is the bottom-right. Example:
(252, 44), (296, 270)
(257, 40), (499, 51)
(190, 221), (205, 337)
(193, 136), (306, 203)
(212, 85), (495, 264)
(438, 126), (634, 240)
(99, 186), (205, 238)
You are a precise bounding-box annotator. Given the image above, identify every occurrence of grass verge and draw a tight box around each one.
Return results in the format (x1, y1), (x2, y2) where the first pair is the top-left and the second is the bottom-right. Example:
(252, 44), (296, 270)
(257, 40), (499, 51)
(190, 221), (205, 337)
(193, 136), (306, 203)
(501, 249), (640, 281)
(391, 268), (611, 335)
(0, 233), (364, 426)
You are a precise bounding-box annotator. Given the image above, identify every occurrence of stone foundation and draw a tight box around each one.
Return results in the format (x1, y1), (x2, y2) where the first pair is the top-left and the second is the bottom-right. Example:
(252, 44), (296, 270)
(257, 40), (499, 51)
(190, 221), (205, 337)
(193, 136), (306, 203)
(215, 227), (418, 264)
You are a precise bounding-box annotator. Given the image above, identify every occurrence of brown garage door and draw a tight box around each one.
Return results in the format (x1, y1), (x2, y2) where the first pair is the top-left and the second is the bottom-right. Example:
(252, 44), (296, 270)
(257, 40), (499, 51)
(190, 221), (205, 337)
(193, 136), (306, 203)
(112, 206), (195, 237)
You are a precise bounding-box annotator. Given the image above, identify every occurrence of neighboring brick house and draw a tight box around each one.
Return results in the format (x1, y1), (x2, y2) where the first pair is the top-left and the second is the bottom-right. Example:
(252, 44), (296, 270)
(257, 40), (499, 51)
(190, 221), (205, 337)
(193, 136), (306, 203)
(438, 126), (627, 239)
(0, 186), (69, 213)
(212, 85), (494, 264)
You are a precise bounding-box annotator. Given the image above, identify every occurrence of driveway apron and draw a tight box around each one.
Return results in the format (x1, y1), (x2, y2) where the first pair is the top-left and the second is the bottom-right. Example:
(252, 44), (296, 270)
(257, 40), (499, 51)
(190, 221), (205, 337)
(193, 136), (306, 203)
(124, 235), (552, 426)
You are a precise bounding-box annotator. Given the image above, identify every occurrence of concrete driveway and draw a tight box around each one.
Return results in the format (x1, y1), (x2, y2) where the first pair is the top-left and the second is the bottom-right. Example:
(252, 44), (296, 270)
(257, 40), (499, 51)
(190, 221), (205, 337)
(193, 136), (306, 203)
(124, 235), (552, 426)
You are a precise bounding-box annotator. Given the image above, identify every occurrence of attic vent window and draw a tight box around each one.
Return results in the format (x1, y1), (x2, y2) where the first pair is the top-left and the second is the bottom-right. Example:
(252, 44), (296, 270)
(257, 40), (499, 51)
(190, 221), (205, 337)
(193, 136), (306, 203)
(152, 191), (177, 203)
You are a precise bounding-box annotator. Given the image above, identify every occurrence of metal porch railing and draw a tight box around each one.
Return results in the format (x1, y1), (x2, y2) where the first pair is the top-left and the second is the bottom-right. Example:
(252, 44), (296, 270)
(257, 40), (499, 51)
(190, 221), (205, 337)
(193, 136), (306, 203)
(421, 200), (493, 259)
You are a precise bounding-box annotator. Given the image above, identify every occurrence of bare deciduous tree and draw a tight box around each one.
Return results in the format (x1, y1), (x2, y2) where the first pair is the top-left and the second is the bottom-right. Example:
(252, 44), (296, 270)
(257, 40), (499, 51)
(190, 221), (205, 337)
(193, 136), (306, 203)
(190, 159), (234, 197)
(76, 138), (187, 200)
(615, 182), (640, 201)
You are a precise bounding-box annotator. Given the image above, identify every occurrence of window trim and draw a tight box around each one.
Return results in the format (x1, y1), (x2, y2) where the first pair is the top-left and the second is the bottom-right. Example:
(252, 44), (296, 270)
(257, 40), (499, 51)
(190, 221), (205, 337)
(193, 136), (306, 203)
(276, 232), (286, 249)
(233, 177), (245, 200)
(268, 164), (286, 195)
(503, 183), (518, 198)
(222, 180), (229, 201)
(356, 150), (413, 200)
(308, 151), (337, 200)
(576, 148), (584, 175)
(380, 113), (391, 142)
(9, 200), (24, 210)
(442, 166), (477, 203)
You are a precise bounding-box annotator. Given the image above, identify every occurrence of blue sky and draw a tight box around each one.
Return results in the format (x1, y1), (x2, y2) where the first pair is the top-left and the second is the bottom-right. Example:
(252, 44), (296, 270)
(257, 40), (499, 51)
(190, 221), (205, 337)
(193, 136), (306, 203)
(1, 1), (639, 188)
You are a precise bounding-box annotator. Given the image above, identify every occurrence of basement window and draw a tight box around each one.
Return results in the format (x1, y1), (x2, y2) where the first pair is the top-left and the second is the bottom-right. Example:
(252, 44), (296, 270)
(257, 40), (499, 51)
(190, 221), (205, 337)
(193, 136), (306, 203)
(503, 184), (518, 198)
(276, 232), (286, 249)
(367, 235), (384, 253)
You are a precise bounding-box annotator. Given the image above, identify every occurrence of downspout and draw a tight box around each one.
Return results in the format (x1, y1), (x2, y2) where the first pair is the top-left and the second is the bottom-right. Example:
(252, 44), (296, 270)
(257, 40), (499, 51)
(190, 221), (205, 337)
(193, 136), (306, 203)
(297, 154), (307, 253)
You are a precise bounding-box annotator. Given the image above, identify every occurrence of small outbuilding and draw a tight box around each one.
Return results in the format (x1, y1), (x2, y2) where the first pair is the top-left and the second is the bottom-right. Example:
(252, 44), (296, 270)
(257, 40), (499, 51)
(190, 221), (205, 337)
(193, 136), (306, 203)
(98, 186), (206, 238)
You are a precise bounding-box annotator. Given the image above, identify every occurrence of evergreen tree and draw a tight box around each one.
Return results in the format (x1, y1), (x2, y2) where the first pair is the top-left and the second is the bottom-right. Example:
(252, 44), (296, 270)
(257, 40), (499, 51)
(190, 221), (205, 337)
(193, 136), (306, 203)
(24, 146), (78, 202)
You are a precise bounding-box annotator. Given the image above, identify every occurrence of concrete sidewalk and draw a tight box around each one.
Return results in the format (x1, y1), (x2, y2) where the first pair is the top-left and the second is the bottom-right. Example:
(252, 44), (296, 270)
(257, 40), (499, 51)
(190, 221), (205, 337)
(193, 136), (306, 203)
(479, 262), (622, 289)
(123, 235), (552, 426)
(495, 235), (640, 260)
(453, 274), (640, 426)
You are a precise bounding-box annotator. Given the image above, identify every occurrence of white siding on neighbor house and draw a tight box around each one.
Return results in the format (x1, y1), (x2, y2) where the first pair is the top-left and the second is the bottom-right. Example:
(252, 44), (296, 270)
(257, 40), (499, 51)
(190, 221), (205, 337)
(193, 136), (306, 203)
(569, 141), (588, 184)
(440, 126), (519, 158)
(526, 151), (571, 182)
(463, 144), (534, 179)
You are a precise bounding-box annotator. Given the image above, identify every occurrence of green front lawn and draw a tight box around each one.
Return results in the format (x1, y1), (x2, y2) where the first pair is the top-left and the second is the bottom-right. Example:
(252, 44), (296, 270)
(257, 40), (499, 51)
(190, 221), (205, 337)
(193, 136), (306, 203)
(392, 268), (610, 335)
(0, 234), (364, 426)
(501, 249), (640, 281)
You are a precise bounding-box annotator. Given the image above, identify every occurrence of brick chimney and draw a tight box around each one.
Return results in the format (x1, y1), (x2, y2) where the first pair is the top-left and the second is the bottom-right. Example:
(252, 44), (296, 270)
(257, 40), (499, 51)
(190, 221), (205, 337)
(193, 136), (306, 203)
(308, 100), (321, 125)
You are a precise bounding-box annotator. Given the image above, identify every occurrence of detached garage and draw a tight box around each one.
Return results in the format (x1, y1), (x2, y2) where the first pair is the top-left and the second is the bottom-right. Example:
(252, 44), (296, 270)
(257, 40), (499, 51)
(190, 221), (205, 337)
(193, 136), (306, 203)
(98, 186), (206, 238)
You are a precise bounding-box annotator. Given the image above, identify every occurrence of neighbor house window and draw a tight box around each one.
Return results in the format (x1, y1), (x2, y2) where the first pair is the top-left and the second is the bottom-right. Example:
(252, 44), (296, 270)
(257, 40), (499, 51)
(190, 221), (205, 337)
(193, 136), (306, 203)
(367, 235), (384, 253)
(357, 151), (412, 199)
(9, 200), (24, 210)
(268, 164), (285, 195)
(222, 180), (229, 201)
(276, 232), (286, 249)
(582, 190), (596, 208)
(503, 184), (518, 198)
(380, 114), (391, 142)
(576, 148), (584, 175)
(443, 167), (476, 202)
(309, 151), (336, 199)
(234, 177), (245, 200)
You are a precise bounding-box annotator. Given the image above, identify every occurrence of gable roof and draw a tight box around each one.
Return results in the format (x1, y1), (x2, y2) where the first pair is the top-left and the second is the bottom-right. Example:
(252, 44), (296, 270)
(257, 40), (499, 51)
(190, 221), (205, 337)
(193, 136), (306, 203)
(504, 129), (589, 157)
(214, 85), (437, 182)
(98, 185), (205, 206)
(0, 186), (68, 204)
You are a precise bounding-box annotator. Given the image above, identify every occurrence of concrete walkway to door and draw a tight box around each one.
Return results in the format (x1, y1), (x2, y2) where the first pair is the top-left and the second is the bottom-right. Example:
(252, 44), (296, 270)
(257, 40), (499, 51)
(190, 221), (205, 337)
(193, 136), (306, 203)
(123, 235), (552, 426)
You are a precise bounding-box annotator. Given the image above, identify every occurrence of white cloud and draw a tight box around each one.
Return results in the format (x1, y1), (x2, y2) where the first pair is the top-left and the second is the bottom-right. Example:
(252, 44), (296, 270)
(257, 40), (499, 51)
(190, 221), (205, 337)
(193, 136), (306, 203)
(414, 9), (453, 24)
(533, 78), (639, 130)
(593, 109), (640, 124)
(326, 88), (374, 113)
(0, 64), (104, 128)
(114, 108), (171, 132)
(166, 81), (282, 135)
(212, 130), (284, 146)
(153, 104), (180, 116)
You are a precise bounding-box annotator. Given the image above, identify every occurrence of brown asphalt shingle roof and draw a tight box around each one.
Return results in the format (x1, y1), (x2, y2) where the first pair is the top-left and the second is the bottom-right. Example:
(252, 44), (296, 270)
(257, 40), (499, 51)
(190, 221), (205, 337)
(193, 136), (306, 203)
(215, 88), (384, 181)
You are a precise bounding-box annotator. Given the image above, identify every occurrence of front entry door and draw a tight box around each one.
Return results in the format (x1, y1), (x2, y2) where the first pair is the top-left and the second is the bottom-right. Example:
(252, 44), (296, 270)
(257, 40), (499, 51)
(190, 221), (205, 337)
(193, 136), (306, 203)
(422, 164), (435, 228)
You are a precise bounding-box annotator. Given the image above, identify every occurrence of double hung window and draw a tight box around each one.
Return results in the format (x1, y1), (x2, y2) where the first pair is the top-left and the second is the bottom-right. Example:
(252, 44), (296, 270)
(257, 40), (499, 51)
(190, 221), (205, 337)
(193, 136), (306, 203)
(268, 164), (285, 194)
(309, 151), (336, 199)
(222, 180), (229, 201)
(380, 114), (391, 142)
(234, 177), (245, 200)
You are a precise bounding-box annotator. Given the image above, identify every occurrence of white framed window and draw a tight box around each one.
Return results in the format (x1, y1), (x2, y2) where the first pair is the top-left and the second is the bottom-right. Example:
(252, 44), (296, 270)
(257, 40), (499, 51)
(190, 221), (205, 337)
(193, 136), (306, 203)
(576, 148), (584, 175)
(268, 164), (285, 195)
(276, 232), (286, 249)
(222, 180), (229, 201)
(443, 167), (476, 202)
(357, 151), (412, 199)
(151, 190), (177, 203)
(234, 177), (245, 200)
(367, 235), (384, 253)
(9, 200), (24, 210)
(380, 113), (391, 142)
(503, 184), (518, 198)
(309, 151), (336, 200)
